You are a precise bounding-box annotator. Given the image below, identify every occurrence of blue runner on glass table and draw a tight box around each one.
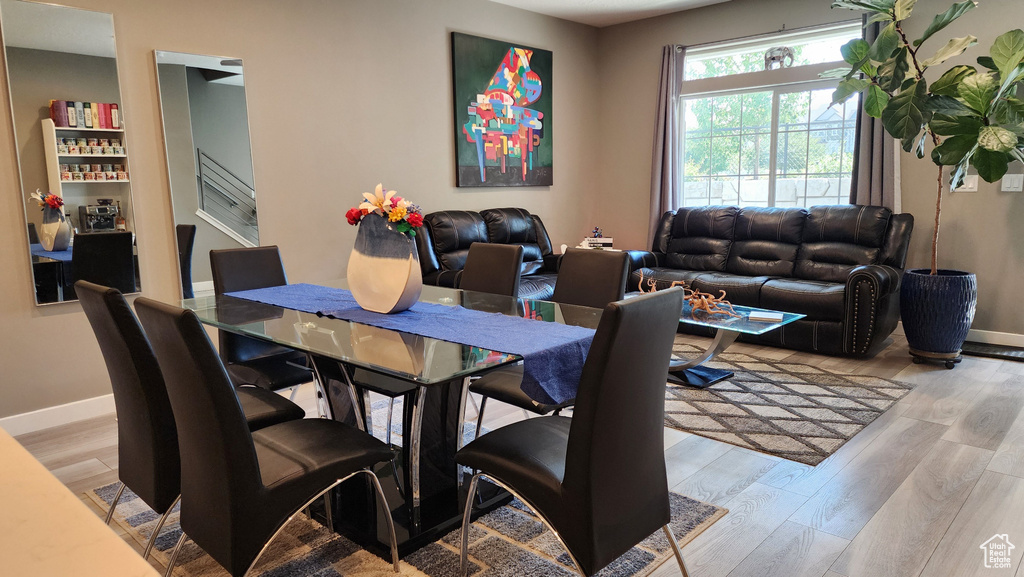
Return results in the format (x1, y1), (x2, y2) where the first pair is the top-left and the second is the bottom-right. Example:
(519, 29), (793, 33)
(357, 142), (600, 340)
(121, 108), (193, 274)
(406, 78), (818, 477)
(224, 283), (595, 405)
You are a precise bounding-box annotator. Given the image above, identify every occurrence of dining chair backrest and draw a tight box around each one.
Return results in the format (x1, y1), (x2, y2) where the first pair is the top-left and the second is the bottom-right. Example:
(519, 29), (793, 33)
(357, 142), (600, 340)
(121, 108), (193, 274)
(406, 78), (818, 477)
(551, 248), (630, 309)
(27, 222), (39, 244)
(459, 242), (523, 297)
(561, 287), (685, 574)
(72, 231), (136, 294)
(176, 224), (197, 299)
(75, 281), (180, 515)
(134, 297), (263, 568)
(210, 246), (289, 363)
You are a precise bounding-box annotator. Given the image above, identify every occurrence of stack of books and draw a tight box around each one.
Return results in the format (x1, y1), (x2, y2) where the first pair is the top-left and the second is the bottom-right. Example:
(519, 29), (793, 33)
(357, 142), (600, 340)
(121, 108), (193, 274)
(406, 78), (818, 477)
(48, 100), (121, 129)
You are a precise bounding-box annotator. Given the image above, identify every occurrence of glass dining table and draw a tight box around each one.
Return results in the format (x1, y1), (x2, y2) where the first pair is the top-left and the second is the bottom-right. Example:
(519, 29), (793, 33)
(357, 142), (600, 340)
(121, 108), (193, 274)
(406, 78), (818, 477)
(181, 280), (603, 557)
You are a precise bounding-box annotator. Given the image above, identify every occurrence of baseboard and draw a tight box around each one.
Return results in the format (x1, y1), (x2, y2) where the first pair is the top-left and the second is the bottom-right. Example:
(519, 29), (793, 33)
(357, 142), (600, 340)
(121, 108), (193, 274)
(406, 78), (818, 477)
(0, 394), (115, 437)
(967, 329), (1024, 348)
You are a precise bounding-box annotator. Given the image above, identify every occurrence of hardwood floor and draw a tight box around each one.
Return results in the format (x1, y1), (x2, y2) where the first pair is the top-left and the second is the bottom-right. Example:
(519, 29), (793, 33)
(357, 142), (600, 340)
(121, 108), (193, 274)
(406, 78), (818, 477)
(14, 328), (1024, 577)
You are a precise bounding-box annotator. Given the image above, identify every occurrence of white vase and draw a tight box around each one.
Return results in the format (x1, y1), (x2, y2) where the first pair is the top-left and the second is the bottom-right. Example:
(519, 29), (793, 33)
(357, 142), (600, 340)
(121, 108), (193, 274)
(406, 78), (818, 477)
(347, 213), (422, 314)
(39, 207), (71, 252)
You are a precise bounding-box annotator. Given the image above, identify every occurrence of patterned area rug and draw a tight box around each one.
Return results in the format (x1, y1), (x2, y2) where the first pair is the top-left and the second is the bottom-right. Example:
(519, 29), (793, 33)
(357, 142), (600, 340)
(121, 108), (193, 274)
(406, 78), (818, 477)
(667, 341), (915, 465)
(87, 483), (724, 577)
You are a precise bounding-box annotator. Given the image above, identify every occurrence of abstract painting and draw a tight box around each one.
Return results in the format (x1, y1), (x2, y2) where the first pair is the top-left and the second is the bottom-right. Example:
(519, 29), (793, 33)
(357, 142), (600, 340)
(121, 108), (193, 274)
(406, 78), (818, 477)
(451, 32), (552, 187)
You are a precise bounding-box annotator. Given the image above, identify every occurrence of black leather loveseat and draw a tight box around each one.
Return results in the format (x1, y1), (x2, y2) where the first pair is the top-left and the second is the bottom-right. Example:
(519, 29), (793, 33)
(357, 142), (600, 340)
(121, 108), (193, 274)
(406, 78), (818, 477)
(415, 208), (560, 300)
(629, 205), (913, 357)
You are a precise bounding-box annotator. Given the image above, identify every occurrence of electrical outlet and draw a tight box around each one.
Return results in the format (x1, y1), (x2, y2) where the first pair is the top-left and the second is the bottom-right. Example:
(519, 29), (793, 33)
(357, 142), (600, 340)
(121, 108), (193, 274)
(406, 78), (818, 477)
(955, 174), (979, 192)
(1002, 174), (1024, 192)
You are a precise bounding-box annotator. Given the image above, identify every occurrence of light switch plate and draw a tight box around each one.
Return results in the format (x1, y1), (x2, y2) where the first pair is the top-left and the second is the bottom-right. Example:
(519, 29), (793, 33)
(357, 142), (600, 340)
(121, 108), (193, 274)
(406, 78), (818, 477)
(955, 174), (979, 192)
(1002, 174), (1024, 192)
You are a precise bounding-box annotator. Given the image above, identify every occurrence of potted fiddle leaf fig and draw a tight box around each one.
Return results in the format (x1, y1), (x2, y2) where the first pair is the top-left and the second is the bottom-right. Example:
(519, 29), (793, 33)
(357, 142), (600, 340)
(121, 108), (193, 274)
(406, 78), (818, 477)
(826, 0), (1024, 368)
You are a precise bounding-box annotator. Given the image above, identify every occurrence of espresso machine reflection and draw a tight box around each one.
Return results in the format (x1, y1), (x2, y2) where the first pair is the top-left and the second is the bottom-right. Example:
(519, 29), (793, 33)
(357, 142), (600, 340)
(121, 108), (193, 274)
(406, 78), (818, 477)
(78, 203), (119, 232)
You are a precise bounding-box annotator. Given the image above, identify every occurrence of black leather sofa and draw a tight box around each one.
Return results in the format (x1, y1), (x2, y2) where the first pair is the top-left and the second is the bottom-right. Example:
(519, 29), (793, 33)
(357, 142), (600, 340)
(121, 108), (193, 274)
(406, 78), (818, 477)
(415, 208), (560, 300)
(628, 205), (914, 357)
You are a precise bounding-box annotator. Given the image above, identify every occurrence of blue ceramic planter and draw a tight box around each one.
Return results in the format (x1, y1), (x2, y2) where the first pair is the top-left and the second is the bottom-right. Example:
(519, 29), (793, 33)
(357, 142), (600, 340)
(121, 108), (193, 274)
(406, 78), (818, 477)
(900, 269), (977, 358)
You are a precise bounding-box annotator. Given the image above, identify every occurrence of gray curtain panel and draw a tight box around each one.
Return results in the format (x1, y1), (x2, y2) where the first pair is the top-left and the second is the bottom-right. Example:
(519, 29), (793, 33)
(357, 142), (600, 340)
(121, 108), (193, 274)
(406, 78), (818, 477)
(649, 45), (684, 248)
(849, 19), (898, 210)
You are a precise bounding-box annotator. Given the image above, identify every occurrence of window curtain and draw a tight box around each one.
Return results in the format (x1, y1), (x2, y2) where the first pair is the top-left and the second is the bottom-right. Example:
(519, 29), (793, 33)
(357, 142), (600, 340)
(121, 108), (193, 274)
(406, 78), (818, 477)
(649, 45), (685, 247)
(849, 18), (901, 211)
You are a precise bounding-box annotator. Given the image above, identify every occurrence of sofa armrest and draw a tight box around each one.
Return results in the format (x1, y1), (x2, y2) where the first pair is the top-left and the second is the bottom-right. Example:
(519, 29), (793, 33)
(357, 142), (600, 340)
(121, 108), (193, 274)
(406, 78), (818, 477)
(844, 264), (903, 356)
(626, 250), (662, 274)
(424, 269), (462, 288)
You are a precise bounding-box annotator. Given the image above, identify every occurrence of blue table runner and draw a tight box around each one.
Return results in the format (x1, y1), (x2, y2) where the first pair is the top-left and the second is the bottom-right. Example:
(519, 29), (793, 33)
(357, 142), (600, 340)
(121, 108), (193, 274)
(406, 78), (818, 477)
(224, 283), (594, 405)
(30, 243), (73, 262)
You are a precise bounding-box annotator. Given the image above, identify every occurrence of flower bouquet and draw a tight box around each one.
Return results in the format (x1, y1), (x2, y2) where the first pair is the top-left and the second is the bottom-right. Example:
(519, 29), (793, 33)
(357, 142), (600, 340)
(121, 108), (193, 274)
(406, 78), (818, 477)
(30, 189), (65, 221)
(345, 184), (424, 314)
(346, 184), (423, 237)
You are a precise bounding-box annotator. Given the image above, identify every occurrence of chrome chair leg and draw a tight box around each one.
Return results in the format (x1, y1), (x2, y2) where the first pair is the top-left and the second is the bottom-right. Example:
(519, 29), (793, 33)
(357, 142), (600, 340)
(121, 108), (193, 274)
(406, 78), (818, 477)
(104, 482), (125, 525)
(473, 397), (488, 440)
(460, 474), (481, 576)
(143, 495), (180, 560)
(663, 524), (690, 577)
(362, 469), (401, 572)
(323, 491), (334, 530)
(288, 385), (300, 402)
(386, 396), (395, 446)
(164, 532), (188, 577)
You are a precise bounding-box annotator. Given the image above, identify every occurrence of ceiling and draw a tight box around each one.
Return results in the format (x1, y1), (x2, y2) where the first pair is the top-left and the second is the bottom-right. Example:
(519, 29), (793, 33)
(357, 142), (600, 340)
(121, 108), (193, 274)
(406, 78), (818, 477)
(486, 0), (732, 28)
(0, 0), (115, 58)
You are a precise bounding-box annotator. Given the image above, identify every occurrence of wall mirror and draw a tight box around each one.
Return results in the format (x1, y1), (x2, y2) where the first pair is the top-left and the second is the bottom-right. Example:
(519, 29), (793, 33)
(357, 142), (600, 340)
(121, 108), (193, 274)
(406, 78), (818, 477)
(1, 0), (139, 305)
(155, 50), (258, 298)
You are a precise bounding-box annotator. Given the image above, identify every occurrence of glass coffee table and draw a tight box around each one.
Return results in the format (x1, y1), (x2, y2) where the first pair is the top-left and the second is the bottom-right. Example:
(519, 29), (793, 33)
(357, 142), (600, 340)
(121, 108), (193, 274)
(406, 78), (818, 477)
(669, 302), (804, 388)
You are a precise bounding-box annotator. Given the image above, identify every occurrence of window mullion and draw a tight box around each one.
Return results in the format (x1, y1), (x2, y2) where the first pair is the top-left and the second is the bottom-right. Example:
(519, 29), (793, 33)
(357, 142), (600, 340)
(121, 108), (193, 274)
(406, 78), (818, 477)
(768, 90), (780, 207)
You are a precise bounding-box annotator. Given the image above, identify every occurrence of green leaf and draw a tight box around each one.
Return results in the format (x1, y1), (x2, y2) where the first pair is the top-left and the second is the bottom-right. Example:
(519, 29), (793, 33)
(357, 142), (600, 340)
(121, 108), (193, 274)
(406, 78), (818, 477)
(914, 0), (977, 47)
(868, 12), (894, 24)
(878, 47), (910, 92)
(978, 126), (1018, 152)
(832, 78), (872, 107)
(977, 55), (997, 70)
(929, 113), (983, 136)
(841, 39), (871, 65)
(865, 84), (891, 117)
(831, 0), (896, 13)
(958, 72), (999, 114)
(1012, 148), (1024, 163)
(993, 96), (1024, 124)
(920, 35), (978, 68)
(869, 23), (902, 63)
(894, 0), (917, 20)
(991, 29), (1024, 79)
(972, 148), (1012, 181)
(924, 95), (973, 116)
(930, 65), (975, 96)
(881, 79), (928, 141)
(821, 67), (855, 79)
(932, 134), (976, 165)
(996, 63), (1024, 103)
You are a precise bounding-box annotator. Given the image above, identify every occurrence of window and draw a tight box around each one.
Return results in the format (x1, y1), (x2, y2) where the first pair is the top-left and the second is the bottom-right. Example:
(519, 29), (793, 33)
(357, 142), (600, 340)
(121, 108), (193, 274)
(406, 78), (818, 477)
(679, 23), (862, 209)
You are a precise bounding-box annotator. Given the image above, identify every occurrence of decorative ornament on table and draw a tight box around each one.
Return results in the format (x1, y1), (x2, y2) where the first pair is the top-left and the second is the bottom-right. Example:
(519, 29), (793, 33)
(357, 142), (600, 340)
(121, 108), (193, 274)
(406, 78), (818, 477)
(30, 189), (71, 251)
(637, 271), (740, 318)
(345, 183), (424, 314)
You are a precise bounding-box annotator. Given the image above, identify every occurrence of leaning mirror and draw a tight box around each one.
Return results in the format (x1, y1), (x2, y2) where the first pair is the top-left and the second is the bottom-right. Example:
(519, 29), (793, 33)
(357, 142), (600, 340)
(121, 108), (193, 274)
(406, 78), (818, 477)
(1, 0), (139, 305)
(154, 50), (258, 299)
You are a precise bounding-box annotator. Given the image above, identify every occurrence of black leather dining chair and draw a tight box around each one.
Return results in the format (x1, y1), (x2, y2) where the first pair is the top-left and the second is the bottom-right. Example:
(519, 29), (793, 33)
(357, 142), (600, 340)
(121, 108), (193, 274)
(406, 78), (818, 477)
(27, 222), (39, 244)
(459, 242), (523, 297)
(457, 288), (689, 577)
(76, 281), (306, 561)
(469, 248), (631, 435)
(209, 246), (313, 393)
(72, 231), (136, 295)
(135, 297), (400, 577)
(176, 224), (196, 299)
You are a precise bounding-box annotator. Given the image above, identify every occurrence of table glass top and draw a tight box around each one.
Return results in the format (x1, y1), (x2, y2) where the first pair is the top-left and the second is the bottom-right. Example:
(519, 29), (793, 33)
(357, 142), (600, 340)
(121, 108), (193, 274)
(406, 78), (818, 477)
(182, 280), (603, 385)
(679, 301), (805, 335)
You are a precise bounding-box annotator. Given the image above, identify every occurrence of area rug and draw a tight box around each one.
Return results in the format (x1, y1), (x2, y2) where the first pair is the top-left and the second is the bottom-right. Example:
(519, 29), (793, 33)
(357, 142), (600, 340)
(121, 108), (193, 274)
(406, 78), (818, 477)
(88, 482), (725, 577)
(666, 341), (915, 465)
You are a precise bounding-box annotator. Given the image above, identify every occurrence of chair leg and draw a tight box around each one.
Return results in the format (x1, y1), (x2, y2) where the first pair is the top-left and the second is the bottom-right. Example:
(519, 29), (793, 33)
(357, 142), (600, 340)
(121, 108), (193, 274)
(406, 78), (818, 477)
(362, 469), (401, 572)
(288, 385), (300, 402)
(104, 482), (125, 525)
(521, 409), (531, 420)
(164, 532), (188, 577)
(460, 474), (481, 576)
(323, 491), (334, 530)
(663, 524), (690, 577)
(143, 495), (181, 560)
(474, 397), (488, 440)
(386, 397), (395, 446)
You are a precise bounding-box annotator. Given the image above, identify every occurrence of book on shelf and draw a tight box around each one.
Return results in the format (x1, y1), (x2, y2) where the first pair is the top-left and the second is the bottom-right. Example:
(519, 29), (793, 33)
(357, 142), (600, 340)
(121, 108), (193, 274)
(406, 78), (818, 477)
(48, 100), (69, 127)
(74, 102), (86, 127)
(48, 100), (122, 130)
(748, 310), (785, 322)
(90, 103), (100, 129)
(110, 104), (119, 129)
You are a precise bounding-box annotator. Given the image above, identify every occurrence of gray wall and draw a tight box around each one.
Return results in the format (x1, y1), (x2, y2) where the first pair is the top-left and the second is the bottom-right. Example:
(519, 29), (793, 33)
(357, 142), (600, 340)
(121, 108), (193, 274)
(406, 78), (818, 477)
(0, 0), (599, 418)
(158, 62), (244, 285)
(5, 47), (123, 232)
(186, 66), (253, 186)
(593, 0), (1024, 335)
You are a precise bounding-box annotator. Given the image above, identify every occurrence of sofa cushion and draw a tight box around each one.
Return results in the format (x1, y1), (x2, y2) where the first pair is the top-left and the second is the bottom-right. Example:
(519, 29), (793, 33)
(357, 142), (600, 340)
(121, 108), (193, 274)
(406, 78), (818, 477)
(664, 206), (738, 272)
(690, 272), (771, 307)
(760, 278), (846, 322)
(726, 207), (807, 277)
(480, 208), (549, 263)
(519, 273), (557, 301)
(425, 211), (489, 272)
(794, 205), (891, 283)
